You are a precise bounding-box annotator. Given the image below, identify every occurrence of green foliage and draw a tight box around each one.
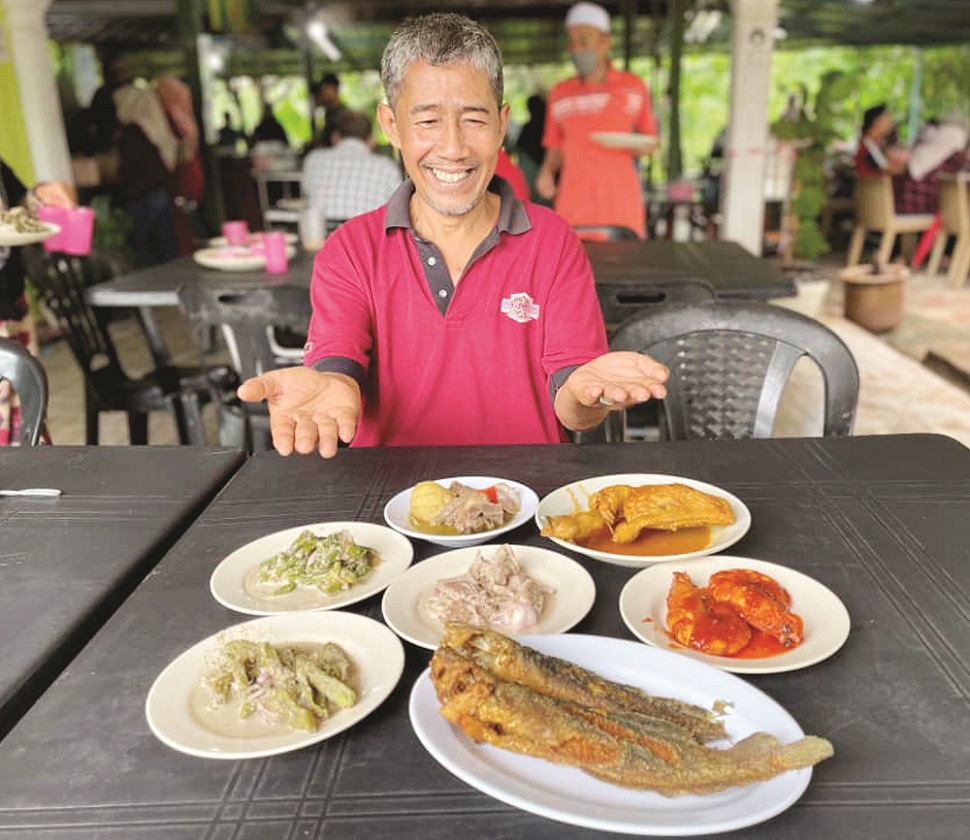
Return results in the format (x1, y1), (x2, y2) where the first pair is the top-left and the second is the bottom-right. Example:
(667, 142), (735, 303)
(90, 194), (135, 261)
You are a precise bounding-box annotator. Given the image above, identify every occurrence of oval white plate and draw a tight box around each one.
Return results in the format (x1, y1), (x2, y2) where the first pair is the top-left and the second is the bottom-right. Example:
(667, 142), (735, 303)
(209, 521), (414, 615)
(619, 556), (850, 674)
(535, 473), (751, 568)
(381, 543), (595, 649)
(383, 476), (539, 548)
(591, 132), (659, 151)
(410, 632), (820, 835)
(0, 221), (60, 247)
(146, 612), (404, 760)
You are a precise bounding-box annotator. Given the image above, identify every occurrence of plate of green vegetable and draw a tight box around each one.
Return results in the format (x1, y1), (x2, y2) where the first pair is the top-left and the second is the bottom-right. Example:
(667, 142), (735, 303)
(209, 521), (414, 615)
(146, 611), (404, 759)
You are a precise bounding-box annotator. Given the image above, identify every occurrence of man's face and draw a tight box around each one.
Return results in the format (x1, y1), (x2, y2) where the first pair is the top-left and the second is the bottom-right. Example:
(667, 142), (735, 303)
(567, 24), (611, 64)
(378, 59), (509, 219)
(319, 83), (339, 108)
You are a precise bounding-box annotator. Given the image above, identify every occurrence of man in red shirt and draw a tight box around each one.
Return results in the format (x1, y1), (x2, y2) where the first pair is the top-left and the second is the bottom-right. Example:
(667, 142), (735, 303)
(238, 13), (668, 458)
(536, 2), (658, 239)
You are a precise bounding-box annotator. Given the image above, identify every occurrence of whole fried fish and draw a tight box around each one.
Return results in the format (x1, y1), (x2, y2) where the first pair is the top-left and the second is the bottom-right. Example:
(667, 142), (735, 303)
(431, 624), (833, 796)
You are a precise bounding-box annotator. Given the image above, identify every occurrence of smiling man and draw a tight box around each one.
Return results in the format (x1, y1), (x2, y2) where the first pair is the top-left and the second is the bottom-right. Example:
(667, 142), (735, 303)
(238, 13), (668, 457)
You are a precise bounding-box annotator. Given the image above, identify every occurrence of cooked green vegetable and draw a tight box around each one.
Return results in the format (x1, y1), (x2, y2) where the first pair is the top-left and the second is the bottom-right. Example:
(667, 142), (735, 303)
(257, 529), (377, 595)
(203, 639), (356, 732)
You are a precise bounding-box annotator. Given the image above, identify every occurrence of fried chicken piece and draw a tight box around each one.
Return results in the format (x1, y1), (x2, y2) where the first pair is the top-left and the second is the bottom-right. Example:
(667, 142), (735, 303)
(612, 483), (735, 543)
(540, 510), (611, 544)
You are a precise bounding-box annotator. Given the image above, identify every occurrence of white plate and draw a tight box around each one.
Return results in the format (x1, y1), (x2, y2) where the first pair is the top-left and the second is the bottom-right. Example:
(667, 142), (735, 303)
(0, 221), (60, 246)
(209, 521), (414, 615)
(619, 556), (851, 674)
(410, 633), (819, 835)
(208, 232), (299, 247)
(380, 544), (595, 649)
(383, 476), (539, 548)
(535, 473), (751, 568)
(193, 246), (266, 271)
(146, 612), (404, 760)
(591, 132), (659, 151)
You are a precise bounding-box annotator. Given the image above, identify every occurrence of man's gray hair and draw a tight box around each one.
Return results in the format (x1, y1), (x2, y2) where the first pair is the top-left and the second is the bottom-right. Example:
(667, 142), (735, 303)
(381, 13), (504, 110)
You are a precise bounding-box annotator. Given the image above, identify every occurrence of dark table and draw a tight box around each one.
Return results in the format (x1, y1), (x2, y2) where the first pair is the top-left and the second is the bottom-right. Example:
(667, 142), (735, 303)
(0, 434), (968, 838)
(0, 446), (245, 738)
(584, 239), (796, 324)
(86, 251), (315, 366)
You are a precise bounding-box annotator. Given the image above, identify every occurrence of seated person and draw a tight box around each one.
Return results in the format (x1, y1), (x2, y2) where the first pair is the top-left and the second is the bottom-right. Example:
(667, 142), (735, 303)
(238, 13), (668, 458)
(894, 114), (968, 214)
(301, 109), (402, 224)
(250, 102), (289, 147)
(854, 103), (909, 177)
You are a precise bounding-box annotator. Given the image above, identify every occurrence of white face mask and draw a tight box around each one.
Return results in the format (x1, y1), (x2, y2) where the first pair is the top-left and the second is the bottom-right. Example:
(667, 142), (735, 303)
(570, 49), (599, 78)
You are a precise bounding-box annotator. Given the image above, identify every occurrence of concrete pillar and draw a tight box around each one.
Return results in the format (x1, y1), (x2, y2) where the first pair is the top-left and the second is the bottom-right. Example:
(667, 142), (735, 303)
(3, 0), (72, 184)
(720, 0), (779, 256)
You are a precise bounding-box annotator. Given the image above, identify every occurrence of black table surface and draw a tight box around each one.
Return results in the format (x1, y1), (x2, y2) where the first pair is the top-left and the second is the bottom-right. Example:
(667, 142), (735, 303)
(583, 239), (796, 301)
(1, 435), (968, 839)
(0, 446), (245, 737)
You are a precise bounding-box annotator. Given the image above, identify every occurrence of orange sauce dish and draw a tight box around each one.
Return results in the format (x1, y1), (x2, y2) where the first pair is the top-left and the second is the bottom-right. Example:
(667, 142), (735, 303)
(583, 526), (711, 557)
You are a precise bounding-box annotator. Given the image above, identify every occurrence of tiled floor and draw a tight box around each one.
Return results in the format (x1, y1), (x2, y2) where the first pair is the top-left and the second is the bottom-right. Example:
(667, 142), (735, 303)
(34, 261), (970, 450)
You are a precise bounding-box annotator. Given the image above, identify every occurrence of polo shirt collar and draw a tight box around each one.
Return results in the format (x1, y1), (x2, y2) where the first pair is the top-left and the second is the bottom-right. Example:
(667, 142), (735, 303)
(384, 176), (531, 236)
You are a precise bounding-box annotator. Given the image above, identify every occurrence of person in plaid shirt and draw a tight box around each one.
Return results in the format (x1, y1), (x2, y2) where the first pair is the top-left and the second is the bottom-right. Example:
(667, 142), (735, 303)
(301, 110), (403, 225)
(893, 115), (968, 214)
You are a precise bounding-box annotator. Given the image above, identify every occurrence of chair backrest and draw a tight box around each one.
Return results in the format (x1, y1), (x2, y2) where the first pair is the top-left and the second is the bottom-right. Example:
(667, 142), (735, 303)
(20, 247), (125, 380)
(854, 174), (895, 229)
(938, 173), (970, 235)
(608, 300), (859, 440)
(177, 283), (312, 379)
(573, 225), (640, 242)
(0, 337), (48, 446)
(597, 278), (716, 328)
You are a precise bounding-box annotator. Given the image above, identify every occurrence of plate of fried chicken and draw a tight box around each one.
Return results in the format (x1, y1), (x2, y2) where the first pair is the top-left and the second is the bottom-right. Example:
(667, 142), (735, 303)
(536, 474), (751, 567)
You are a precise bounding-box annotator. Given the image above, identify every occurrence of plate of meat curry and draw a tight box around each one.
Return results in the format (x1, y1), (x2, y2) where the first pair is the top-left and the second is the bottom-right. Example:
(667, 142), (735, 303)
(619, 556), (851, 674)
(536, 474), (751, 567)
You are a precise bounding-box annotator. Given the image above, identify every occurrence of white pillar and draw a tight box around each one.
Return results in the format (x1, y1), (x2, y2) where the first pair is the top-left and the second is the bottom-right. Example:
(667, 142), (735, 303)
(720, 0), (779, 256)
(4, 0), (72, 185)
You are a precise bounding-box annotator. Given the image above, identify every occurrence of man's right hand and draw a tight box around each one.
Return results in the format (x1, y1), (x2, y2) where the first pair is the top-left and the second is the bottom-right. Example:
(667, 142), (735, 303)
(236, 368), (360, 458)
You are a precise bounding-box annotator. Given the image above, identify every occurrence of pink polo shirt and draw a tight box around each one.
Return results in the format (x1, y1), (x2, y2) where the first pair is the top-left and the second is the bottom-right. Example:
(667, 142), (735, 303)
(303, 180), (608, 448)
(543, 67), (657, 238)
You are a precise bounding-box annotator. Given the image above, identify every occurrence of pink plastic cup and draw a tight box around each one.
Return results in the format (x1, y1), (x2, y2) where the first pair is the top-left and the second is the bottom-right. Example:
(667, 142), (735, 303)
(62, 207), (95, 256)
(36, 205), (69, 252)
(222, 220), (249, 247)
(262, 231), (288, 274)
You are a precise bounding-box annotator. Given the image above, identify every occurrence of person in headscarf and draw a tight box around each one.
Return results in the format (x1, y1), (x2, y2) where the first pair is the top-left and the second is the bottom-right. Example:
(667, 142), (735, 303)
(114, 84), (180, 264)
(0, 159), (74, 444)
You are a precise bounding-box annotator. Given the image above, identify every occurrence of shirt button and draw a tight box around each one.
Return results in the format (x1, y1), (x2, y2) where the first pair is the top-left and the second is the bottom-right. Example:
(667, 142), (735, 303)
(428, 256), (437, 266)
(438, 289), (447, 298)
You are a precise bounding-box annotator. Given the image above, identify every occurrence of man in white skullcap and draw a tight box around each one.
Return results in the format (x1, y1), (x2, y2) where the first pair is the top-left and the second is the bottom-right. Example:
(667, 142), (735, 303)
(536, 1), (659, 239)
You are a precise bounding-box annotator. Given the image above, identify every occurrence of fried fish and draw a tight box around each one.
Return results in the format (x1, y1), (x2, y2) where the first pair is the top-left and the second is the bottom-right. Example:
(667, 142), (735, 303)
(431, 624), (833, 796)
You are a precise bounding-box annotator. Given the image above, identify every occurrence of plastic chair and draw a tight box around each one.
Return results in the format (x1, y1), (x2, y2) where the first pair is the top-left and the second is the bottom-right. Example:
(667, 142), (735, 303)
(177, 282), (312, 451)
(22, 247), (230, 445)
(605, 300), (859, 441)
(0, 337), (48, 446)
(847, 174), (936, 267)
(926, 173), (970, 287)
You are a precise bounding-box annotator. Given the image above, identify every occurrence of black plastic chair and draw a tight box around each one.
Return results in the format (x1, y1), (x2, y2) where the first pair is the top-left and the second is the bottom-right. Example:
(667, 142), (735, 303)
(605, 300), (859, 441)
(22, 247), (231, 445)
(597, 278), (716, 331)
(0, 337), (48, 446)
(177, 282), (312, 451)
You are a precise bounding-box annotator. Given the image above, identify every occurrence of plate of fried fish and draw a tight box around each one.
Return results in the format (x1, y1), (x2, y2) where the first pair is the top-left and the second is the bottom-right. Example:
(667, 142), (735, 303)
(535, 474), (751, 568)
(410, 623), (833, 835)
(619, 556), (851, 674)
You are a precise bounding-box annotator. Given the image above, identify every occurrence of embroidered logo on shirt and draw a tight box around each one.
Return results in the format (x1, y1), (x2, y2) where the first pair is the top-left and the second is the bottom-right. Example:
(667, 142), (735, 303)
(501, 292), (540, 323)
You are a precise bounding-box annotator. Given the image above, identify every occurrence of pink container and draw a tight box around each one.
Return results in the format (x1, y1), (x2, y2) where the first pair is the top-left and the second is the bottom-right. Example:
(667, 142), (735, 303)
(262, 231), (288, 274)
(222, 220), (249, 246)
(36, 205), (69, 252)
(62, 207), (95, 256)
